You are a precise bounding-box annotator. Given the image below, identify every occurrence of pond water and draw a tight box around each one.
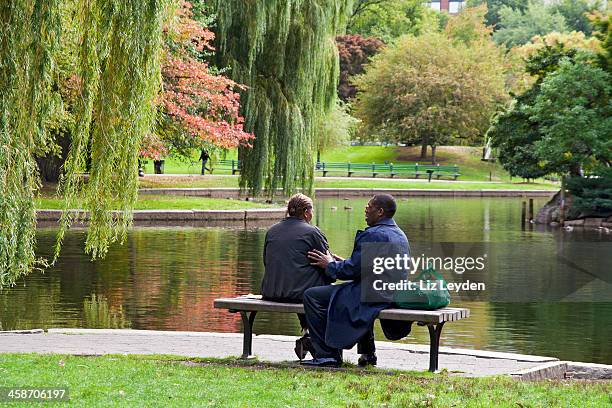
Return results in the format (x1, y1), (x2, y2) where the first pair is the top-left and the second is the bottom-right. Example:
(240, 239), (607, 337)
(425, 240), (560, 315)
(1, 197), (611, 364)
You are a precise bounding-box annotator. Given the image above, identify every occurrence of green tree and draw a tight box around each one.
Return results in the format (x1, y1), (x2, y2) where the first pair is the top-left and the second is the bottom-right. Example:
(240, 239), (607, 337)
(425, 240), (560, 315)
(488, 25), (611, 179)
(348, 0), (440, 42)
(213, 1), (351, 196)
(552, 0), (603, 35)
(488, 36), (595, 179)
(445, 4), (493, 46)
(354, 24), (507, 163)
(190, 0), (216, 23)
(527, 57), (611, 176)
(467, 0), (529, 28)
(566, 167), (612, 213)
(1, 0), (166, 287)
(493, 1), (568, 48)
(316, 102), (360, 162)
(590, 11), (612, 72)
(487, 89), (552, 180)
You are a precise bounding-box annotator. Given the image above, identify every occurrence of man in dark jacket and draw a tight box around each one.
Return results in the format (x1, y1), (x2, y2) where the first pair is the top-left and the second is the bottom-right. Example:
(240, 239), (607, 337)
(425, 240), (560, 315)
(199, 149), (210, 175)
(303, 194), (412, 367)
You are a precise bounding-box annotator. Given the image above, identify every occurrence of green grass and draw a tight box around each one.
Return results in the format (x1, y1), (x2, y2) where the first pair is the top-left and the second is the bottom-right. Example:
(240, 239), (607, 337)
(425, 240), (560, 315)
(321, 145), (399, 164)
(149, 146), (552, 183)
(0, 354), (609, 407)
(141, 150), (238, 176)
(321, 146), (520, 183)
(35, 195), (276, 210)
(137, 175), (558, 191)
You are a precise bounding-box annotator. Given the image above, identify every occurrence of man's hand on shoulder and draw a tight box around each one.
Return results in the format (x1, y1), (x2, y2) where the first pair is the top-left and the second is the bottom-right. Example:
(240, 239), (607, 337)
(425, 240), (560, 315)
(308, 249), (335, 269)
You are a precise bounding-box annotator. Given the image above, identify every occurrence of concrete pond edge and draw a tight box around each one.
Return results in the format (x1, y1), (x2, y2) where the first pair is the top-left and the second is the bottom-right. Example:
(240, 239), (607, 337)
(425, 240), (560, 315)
(139, 187), (557, 198)
(511, 361), (612, 381)
(36, 208), (287, 223)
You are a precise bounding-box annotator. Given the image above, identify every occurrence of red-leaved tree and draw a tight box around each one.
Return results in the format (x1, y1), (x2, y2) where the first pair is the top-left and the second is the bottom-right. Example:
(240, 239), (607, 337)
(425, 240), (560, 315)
(140, 1), (253, 159)
(337, 34), (384, 102)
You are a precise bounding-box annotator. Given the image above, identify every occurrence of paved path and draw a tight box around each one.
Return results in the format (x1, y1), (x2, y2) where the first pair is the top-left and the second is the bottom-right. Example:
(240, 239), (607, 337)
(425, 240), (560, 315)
(0, 329), (558, 377)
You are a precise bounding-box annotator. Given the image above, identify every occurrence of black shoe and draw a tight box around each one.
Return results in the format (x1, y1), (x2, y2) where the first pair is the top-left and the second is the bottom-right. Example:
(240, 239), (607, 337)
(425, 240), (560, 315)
(294, 335), (315, 360)
(358, 353), (377, 367)
(299, 357), (342, 368)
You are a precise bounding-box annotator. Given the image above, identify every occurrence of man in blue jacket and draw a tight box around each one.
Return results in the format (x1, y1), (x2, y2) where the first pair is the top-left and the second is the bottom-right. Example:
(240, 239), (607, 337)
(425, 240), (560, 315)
(303, 194), (412, 367)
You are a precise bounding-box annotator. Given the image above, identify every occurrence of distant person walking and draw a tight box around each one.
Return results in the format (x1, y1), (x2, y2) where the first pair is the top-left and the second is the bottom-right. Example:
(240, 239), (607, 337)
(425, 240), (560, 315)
(199, 149), (211, 175)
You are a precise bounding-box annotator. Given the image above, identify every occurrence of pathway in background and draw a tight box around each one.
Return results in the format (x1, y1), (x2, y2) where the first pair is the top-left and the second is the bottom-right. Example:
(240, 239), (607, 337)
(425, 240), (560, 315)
(143, 174), (541, 185)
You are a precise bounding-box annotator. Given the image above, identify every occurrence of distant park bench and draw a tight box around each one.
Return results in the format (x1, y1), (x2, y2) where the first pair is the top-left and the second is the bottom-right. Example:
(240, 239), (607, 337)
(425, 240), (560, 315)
(214, 296), (470, 372)
(315, 162), (461, 180)
(212, 159), (241, 175)
(212, 160), (461, 180)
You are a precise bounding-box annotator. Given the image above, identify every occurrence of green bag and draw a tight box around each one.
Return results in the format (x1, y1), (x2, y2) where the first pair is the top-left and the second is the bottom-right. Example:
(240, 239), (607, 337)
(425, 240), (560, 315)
(394, 265), (451, 310)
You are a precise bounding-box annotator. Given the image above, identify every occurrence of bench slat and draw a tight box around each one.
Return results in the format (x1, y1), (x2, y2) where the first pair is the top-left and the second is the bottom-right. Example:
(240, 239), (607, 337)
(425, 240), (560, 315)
(214, 297), (469, 324)
(215, 298), (305, 314)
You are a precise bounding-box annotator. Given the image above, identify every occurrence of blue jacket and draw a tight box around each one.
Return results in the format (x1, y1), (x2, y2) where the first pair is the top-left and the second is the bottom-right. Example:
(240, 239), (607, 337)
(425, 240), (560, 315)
(323, 218), (412, 349)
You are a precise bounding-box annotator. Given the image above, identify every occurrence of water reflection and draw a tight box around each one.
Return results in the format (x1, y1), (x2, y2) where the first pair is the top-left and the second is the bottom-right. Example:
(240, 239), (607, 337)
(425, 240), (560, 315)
(83, 294), (130, 329)
(1, 197), (611, 364)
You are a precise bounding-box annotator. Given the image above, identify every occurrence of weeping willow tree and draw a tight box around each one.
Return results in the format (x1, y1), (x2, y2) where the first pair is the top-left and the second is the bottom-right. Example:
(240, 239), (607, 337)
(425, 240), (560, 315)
(56, 1), (166, 260)
(214, 0), (352, 195)
(0, 1), (61, 286)
(0, 0), (166, 288)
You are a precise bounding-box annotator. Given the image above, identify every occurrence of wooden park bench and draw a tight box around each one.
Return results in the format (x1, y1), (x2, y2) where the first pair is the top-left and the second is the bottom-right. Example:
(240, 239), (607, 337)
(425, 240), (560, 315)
(212, 159), (241, 175)
(315, 162), (393, 177)
(429, 165), (461, 180)
(314, 162), (461, 180)
(214, 296), (470, 372)
(315, 162), (349, 177)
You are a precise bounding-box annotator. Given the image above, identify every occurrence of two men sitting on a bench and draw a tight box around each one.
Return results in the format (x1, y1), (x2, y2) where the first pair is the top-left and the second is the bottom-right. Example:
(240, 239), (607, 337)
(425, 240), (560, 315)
(261, 193), (412, 368)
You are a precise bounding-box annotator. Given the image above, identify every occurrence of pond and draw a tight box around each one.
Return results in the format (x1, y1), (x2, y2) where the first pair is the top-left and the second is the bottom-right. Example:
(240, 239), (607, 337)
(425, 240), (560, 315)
(1, 197), (611, 364)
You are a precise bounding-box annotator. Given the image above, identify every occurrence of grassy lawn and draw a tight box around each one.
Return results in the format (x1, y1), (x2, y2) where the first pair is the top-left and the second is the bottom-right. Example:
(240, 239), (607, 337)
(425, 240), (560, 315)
(141, 150), (238, 176)
(0, 354), (609, 407)
(147, 146), (553, 184)
(321, 145), (399, 164)
(35, 195), (275, 210)
(138, 175), (558, 191)
(321, 146), (520, 183)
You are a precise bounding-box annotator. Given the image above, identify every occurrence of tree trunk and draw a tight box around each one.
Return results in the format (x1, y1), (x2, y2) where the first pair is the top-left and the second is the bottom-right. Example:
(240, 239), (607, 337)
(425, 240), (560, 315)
(316, 150), (321, 163)
(35, 132), (71, 183)
(430, 145), (437, 164)
(420, 143), (427, 159)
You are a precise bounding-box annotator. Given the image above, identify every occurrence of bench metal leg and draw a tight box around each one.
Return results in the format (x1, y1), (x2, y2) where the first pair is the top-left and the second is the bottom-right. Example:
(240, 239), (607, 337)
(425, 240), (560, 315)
(239, 311), (257, 358)
(427, 322), (445, 372)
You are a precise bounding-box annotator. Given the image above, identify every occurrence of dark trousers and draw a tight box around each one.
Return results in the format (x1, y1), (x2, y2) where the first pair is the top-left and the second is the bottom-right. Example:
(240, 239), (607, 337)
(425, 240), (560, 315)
(297, 313), (308, 331)
(201, 159), (210, 174)
(303, 285), (375, 360)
